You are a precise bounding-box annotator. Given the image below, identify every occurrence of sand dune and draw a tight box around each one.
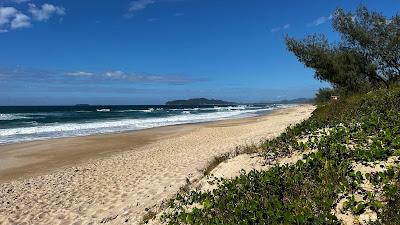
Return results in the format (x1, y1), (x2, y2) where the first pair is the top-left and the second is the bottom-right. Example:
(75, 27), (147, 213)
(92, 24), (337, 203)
(0, 105), (315, 225)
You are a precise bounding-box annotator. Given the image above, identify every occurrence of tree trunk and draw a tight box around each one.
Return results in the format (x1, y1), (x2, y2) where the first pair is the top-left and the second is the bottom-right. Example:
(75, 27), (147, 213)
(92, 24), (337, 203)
(376, 75), (390, 89)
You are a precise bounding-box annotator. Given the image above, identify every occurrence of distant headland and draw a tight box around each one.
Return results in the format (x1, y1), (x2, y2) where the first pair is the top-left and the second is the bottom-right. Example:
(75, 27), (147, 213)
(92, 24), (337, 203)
(268, 98), (314, 104)
(165, 98), (237, 105)
(166, 97), (314, 106)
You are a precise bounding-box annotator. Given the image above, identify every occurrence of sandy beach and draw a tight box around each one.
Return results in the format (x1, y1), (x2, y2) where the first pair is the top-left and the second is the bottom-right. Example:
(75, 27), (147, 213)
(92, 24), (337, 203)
(0, 104), (315, 225)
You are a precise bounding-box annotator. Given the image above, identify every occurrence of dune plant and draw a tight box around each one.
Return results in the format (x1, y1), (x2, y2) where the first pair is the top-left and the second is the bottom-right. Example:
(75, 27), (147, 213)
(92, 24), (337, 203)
(160, 87), (400, 224)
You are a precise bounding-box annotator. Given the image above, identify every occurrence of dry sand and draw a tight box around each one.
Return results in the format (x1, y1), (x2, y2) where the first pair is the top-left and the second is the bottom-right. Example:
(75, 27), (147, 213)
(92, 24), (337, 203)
(0, 104), (315, 225)
(198, 149), (317, 193)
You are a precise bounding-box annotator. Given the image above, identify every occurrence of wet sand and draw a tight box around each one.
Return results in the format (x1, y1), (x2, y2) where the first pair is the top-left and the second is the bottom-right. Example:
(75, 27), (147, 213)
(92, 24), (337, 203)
(0, 104), (315, 225)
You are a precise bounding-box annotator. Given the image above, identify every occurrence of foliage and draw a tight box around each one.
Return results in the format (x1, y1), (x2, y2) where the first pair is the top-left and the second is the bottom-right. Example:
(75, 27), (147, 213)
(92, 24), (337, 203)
(286, 34), (378, 92)
(333, 6), (400, 86)
(286, 6), (400, 93)
(160, 87), (400, 225)
(369, 183), (400, 225)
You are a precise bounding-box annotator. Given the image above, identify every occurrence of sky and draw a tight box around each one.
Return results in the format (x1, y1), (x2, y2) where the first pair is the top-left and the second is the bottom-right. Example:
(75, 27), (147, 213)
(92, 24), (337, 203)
(0, 0), (399, 105)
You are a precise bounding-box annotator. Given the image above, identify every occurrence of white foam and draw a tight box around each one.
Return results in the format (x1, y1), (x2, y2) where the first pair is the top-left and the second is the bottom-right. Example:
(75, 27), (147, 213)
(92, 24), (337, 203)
(143, 108), (154, 112)
(213, 105), (248, 111)
(170, 108), (203, 111)
(0, 113), (29, 121)
(96, 109), (111, 112)
(0, 105), (291, 144)
(118, 108), (155, 113)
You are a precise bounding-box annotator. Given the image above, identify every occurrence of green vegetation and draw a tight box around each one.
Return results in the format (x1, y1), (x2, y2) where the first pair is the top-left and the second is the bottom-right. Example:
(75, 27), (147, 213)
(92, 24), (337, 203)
(286, 6), (400, 98)
(160, 86), (400, 225)
(165, 98), (236, 106)
(156, 6), (400, 225)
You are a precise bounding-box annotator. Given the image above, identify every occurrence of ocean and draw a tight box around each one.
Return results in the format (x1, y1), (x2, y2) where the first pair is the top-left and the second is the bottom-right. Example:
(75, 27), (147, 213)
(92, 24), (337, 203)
(0, 104), (289, 144)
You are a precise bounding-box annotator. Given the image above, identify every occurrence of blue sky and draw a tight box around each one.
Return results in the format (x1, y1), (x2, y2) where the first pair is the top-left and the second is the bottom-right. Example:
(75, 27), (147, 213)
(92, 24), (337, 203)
(0, 0), (398, 105)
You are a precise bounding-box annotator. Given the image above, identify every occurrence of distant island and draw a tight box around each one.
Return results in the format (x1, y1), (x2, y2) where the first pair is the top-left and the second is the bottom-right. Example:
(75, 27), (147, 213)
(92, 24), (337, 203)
(166, 98), (237, 105)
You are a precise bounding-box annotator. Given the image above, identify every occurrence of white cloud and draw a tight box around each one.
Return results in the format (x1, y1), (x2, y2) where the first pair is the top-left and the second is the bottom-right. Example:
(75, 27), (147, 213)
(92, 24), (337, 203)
(66, 71), (94, 76)
(103, 70), (191, 84)
(0, 6), (30, 30)
(10, 12), (30, 28)
(0, 3), (65, 33)
(271, 23), (290, 33)
(29, 3), (65, 21)
(105, 70), (126, 78)
(0, 67), (194, 85)
(309, 15), (333, 26)
(174, 12), (184, 17)
(129, 0), (155, 12)
(0, 7), (17, 26)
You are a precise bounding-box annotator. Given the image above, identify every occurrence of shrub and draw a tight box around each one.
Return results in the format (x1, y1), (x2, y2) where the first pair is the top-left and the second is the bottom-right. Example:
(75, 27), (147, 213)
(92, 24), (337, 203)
(160, 87), (400, 225)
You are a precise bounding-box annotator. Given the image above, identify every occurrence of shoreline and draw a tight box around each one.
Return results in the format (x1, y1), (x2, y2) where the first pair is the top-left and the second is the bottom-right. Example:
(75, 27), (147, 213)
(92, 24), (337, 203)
(0, 104), (288, 146)
(0, 106), (286, 182)
(0, 104), (315, 225)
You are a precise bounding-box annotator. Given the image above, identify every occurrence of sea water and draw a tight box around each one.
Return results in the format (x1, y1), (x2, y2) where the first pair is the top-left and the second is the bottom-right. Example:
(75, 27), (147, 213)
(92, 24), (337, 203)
(0, 104), (290, 144)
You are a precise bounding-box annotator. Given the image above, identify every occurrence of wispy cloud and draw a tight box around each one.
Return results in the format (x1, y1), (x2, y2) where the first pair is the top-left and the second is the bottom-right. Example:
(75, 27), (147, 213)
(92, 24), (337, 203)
(308, 15), (333, 26)
(124, 0), (156, 19)
(0, 67), (197, 85)
(0, 2), (64, 33)
(104, 70), (126, 78)
(66, 71), (94, 77)
(126, 0), (185, 19)
(103, 70), (192, 84)
(129, 0), (155, 12)
(271, 23), (290, 33)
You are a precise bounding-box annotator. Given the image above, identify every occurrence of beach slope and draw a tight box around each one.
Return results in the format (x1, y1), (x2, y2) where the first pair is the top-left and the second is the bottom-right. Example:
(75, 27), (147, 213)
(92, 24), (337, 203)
(0, 104), (314, 225)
